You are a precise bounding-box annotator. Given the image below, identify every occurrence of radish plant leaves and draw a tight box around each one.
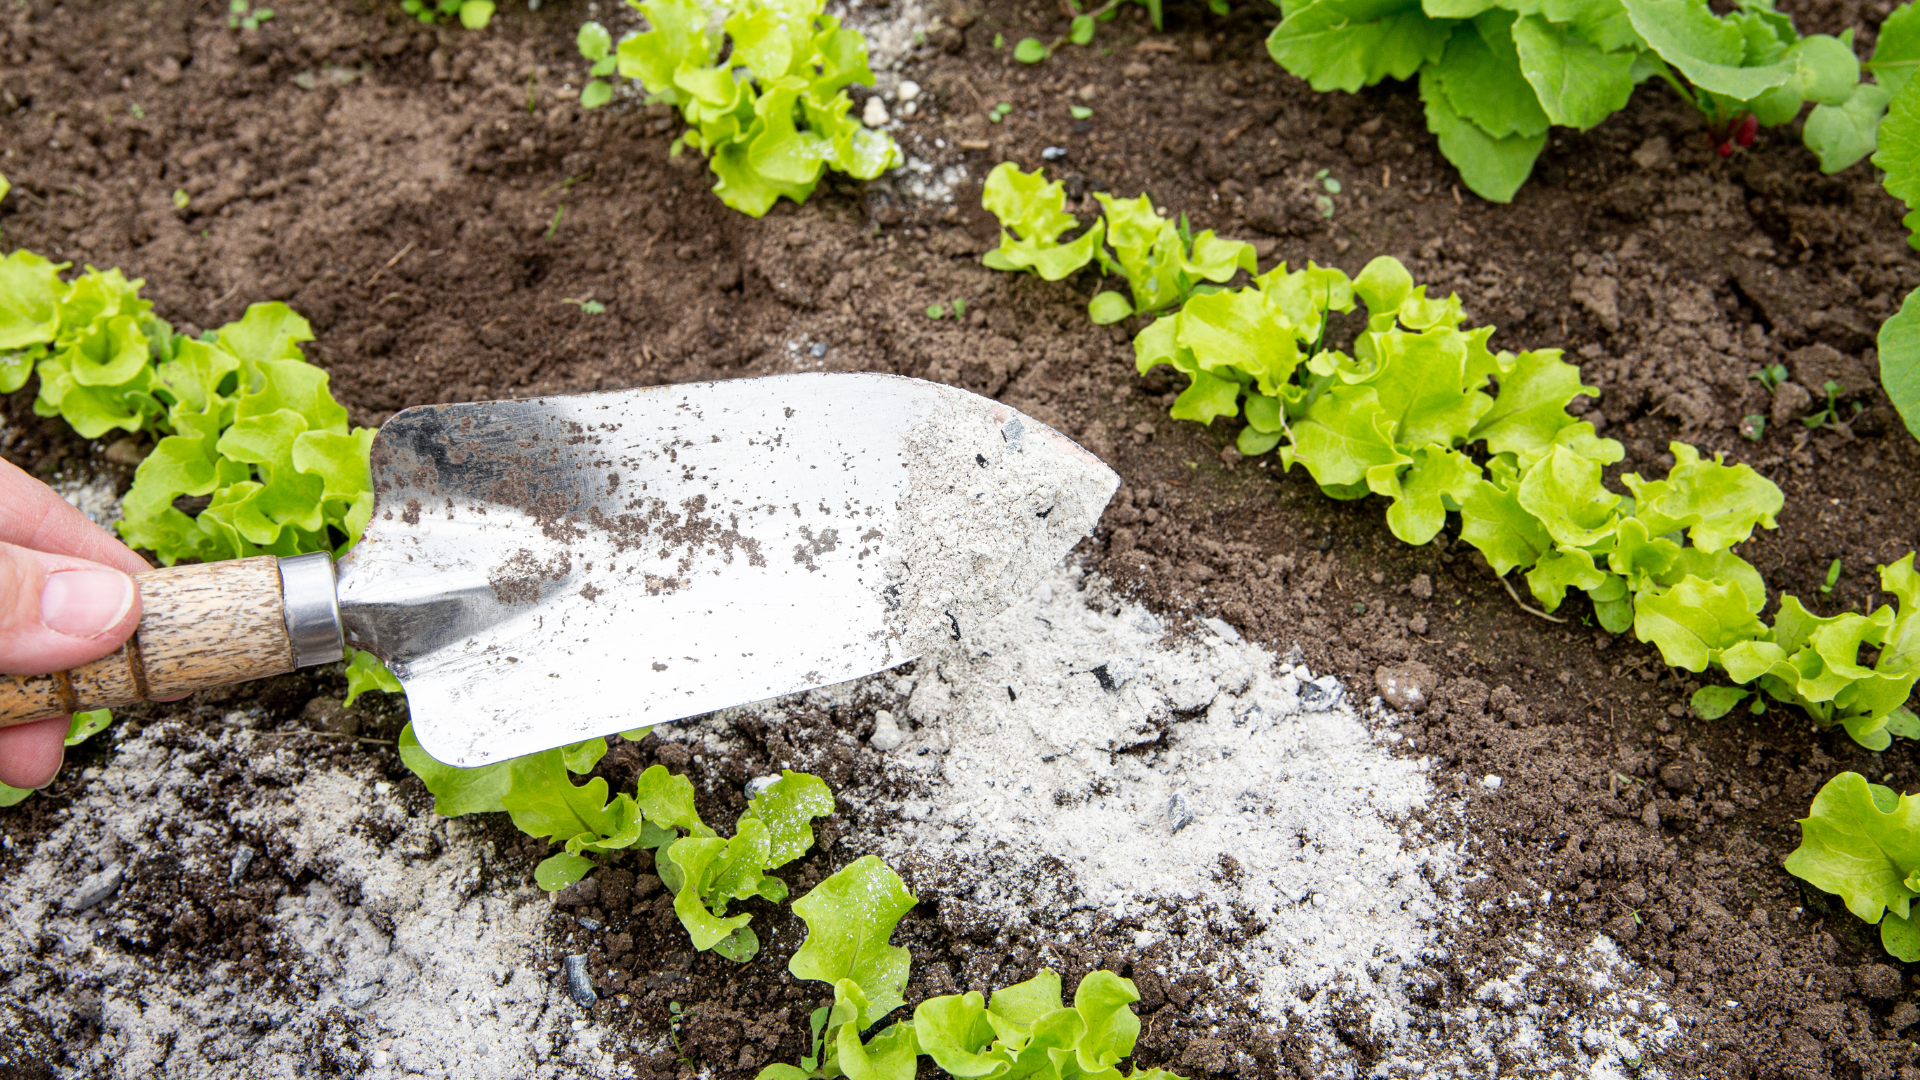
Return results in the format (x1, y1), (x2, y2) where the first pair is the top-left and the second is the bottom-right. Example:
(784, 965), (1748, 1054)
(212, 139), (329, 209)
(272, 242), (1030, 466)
(1265, 0), (1889, 199)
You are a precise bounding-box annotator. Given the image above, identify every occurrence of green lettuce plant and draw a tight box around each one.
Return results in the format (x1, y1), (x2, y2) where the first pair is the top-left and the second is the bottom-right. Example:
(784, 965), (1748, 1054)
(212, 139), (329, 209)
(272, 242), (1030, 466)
(399, 729), (832, 962)
(1785, 772), (1920, 961)
(1872, 14), (1920, 442)
(400, 0), (495, 28)
(577, 0), (902, 217)
(981, 162), (1257, 324)
(980, 168), (1917, 750)
(758, 854), (1181, 1080)
(1265, 0), (1891, 201)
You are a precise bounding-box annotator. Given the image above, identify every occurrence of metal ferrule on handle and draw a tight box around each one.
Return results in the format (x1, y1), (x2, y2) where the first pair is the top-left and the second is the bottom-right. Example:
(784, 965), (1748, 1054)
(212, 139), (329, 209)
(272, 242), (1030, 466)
(279, 552), (345, 668)
(0, 553), (347, 727)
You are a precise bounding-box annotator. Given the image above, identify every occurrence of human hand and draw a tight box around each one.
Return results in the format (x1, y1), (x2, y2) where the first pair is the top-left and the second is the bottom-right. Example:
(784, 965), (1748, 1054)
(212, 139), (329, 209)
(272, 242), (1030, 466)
(0, 459), (149, 790)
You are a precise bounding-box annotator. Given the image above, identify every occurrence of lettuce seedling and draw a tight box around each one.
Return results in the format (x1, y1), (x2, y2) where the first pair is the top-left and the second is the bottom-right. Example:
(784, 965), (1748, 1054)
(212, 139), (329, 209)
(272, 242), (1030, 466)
(1785, 772), (1920, 961)
(913, 969), (1183, 1080)
(982, 163), (1256, 324)
(578, 0), (902, 217)
(400, 0), (495, 28)
(398, 736), (832, 962)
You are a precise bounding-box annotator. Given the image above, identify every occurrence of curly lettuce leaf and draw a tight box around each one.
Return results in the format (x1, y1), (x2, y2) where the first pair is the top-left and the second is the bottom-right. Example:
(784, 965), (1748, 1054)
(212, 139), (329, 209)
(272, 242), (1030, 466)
(981, 163), (1102, 281)
(1785, 772), (1920, 926)
(788, 855), (916, 1030)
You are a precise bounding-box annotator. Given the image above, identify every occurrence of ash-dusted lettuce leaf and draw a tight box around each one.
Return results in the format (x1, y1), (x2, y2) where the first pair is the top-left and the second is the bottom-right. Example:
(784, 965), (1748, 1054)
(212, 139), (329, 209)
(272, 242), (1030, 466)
(668, 820), (770, 951)
(981, 163), (1101, 281)
(1418, 66), (1547, 202)
(788, 855), (916, 1030)
(740, 769), (835, 869)
(1266, 0), (1454, 93)
(398, 722), (513, 816)
(1785, 772), (1920, 925)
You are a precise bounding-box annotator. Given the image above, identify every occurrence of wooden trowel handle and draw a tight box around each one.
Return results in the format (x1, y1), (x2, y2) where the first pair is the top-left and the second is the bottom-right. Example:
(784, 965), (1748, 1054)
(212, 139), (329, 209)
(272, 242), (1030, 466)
(0, 553), (346, 725)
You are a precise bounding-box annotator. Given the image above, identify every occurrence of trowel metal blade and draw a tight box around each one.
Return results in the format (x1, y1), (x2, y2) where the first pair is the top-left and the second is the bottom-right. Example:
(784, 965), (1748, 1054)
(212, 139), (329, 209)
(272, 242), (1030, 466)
(335, 373), (1119, 766)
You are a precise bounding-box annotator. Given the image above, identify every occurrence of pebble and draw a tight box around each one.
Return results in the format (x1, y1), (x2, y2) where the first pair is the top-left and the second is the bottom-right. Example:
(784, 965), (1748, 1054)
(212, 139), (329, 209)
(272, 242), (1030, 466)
(893, 677), (915, 696)
(1041, 146), (1068, 161)
(809, 342), (827, 358)
(341, 983), (380, 1008)
(1202, 617), (1241, 644)
(228, 845), (256, 886)
(744, 774), (781, 800)
(862, 97), (890, 127)
(1481, 775), (1504, 790)
(870, 710), (904, 752)
(897, 79), (921, 101)
(1374, 662), (1433, 713)
(1168, 792), (1194, 834)
(1299, 676), (1343, 711)
(370, 1050), (390, 1068)
(577, 917), (602, 931)
(563, 953), (597, 1007)
(64, 863), (124, 914)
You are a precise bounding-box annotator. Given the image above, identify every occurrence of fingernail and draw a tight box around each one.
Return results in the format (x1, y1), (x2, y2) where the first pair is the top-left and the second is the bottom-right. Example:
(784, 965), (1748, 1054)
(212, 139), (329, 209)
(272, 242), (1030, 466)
(41, 570), (135, 638)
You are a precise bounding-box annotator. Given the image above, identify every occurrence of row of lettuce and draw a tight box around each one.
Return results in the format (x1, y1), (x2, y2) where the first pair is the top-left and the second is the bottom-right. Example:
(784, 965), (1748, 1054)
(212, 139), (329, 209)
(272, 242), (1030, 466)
(548, 0), (1920, 440)
(976, 160), (1920, 959)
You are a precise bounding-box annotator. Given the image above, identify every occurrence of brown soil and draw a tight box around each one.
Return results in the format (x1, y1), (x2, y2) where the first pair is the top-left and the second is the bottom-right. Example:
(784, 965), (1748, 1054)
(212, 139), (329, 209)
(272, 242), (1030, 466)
(4, 0), (1920, 1076)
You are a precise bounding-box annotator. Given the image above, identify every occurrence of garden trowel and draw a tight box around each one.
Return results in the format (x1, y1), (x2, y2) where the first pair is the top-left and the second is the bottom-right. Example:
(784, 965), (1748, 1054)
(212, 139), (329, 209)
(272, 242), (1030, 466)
(0, 374), (1118, 765)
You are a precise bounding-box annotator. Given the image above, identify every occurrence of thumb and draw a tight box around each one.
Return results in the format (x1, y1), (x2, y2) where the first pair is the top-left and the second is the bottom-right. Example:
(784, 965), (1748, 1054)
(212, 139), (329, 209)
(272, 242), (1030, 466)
(0, 541), (142, 678)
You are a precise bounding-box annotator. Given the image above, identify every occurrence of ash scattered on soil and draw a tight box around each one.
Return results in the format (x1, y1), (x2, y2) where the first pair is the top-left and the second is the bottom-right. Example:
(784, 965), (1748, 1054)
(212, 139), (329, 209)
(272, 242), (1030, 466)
(0, 716), (631, 1079)
(669, 568), (1689, 1076)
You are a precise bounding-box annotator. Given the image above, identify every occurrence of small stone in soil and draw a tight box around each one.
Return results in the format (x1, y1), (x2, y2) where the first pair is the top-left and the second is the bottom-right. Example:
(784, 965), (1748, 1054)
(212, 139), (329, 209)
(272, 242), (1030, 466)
(228, 845), (256, 886)
(1042, 146), (1067, 160)
(564, 953), (597, 1007)
(870, 710), (904, 751)
(1202, 617), (1241, 644)
(578, 917), (602, 931)
(810, 342), (827, 358)
(744, 774), (781, 800)
(1299, 675), (1343, 711)
(1168, 792), (1194, 834)
(65, 864), (124, 914)
(1482, 775), (1504, 790)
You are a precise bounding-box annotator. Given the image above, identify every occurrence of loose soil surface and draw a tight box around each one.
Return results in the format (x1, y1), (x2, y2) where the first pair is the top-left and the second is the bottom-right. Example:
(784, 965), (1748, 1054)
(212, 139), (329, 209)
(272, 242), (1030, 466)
(4, 0), (1920, 1076)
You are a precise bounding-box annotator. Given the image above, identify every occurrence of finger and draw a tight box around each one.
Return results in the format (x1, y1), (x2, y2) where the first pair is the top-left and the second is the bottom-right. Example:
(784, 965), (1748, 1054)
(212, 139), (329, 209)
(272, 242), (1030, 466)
(0, 459), (152, 575)
(0, 541), (142, 677)
(0, 717), (67, 790)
